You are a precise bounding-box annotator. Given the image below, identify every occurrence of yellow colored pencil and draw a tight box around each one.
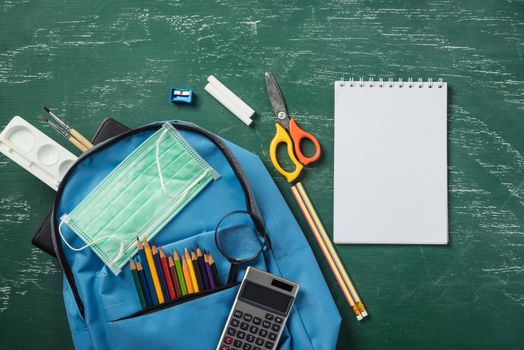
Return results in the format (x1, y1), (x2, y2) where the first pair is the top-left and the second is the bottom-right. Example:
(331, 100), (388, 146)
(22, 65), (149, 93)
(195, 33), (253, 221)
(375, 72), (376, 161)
(185, 248), (199, 293)
(182, 256), (194, 294)
(143, 238), (165, 304)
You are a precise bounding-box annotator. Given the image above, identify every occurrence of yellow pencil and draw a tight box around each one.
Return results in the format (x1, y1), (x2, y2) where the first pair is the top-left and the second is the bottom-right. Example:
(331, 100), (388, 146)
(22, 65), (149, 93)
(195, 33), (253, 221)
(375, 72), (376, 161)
(185, 248), (200, 293)
(143, 238), (165, 304)
(182, 256), (194, 294)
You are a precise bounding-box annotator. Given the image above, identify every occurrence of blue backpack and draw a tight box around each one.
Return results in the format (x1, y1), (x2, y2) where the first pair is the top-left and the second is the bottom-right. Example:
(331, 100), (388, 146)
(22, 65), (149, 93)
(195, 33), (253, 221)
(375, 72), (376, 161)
(51, 121), (341, 350)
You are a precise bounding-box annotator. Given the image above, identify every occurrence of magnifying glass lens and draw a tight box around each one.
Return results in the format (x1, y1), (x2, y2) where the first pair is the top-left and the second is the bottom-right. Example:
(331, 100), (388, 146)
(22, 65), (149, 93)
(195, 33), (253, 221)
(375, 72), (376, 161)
(216, 211), (264, 261)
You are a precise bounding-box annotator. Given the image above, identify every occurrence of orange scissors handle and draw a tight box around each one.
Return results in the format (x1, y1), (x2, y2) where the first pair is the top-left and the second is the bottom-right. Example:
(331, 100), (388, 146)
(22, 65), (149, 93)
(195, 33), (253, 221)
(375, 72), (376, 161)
(288, 118), (321, 166)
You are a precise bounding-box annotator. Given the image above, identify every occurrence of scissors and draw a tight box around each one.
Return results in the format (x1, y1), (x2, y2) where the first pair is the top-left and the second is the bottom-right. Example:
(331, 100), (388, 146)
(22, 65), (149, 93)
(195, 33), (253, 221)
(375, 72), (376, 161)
(265, 72), (322, 183)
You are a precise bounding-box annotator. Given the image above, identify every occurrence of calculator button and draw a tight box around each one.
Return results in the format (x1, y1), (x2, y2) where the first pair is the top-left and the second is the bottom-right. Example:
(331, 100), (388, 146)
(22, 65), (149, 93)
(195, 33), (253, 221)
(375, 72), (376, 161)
(271, 324), (280, 332)
(249, 325), (259, 334)
(224, 336), (234, 345)
(259, 329), (268, 337)
(264, 341), (274, 349)
(246, 334), (255, 343)
(237, 331), (246, 339)
(268, 332), (277, 341)
(253, 316), (262, 325)
(234, 310), (243, 318)
(240, 322), (250, 331)
(220, 345), (230, 350)
(231, 319), (240, 327)
(233, 339), (243, 348)
(255, 338), (265, 346)
(262, 320), (271, 329)
(242, 344), (252, 350)
(227, 327), (237, 336)
(243, 313), (253, 322)
(274, 316), (283, 324)
(265, 313), (274, 321)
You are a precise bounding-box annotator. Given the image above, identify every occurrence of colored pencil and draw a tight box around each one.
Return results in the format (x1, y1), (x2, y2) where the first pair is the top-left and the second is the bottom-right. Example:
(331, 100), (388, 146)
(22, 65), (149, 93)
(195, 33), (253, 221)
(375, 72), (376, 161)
(168, 255), (182, 298)
(160, 248), (176, 300)
(291, 182), (367, 320)
(182, 256), (194, 294)
(143, 238), (164, 304)
(191, 250), (204, 291)
(130, 260), (146, 309)
(136, 261), (152, 308)
(152, 246), (169, 301)
(174, 250), (187, 296)
(137, 238), (158, 305)
(185, 248), (200, 293)
(196, 247), (210, 290)
(208, 252), (221, 287)
(204, 253), (216, 289)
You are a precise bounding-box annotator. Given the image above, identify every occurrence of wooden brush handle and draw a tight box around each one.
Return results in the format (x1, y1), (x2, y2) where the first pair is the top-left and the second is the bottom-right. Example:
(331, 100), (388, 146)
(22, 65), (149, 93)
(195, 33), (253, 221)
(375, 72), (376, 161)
(70, 129), (93, 149)
(68, 136), (88, 152)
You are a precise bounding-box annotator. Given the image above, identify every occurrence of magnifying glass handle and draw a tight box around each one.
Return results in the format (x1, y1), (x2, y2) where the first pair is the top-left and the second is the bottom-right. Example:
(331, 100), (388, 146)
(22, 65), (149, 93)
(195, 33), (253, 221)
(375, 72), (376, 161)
(227, 263), (239, 285)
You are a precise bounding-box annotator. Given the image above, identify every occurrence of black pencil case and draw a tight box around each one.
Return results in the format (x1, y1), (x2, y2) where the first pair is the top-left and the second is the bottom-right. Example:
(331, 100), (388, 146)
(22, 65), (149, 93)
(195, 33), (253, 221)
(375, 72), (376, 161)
(31, 118), (130, 258)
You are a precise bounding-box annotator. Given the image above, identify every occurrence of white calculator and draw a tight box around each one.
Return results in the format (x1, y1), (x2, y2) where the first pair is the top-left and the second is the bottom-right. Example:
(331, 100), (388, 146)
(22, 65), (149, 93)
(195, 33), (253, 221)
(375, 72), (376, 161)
(217, 267), (299, 350)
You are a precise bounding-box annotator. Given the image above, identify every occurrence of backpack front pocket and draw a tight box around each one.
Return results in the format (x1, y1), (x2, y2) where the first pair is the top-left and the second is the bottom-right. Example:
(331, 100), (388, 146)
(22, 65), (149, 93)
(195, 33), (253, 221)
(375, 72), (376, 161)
(97, 229), (269, 321)
(108, 284), (240, 350)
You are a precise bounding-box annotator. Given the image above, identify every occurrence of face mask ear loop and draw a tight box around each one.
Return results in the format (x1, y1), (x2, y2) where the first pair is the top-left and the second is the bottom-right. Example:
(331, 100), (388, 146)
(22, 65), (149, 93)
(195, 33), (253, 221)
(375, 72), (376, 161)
(59, 215), (125, 253)
(155, 129), (209, 201)
(155, 129), (173, 198)
(111, 241), (126, 265)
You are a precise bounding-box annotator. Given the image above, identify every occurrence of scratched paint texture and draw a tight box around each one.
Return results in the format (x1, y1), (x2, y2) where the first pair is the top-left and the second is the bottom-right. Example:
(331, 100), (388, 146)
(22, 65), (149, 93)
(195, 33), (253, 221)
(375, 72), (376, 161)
(0, 0), (523, 349)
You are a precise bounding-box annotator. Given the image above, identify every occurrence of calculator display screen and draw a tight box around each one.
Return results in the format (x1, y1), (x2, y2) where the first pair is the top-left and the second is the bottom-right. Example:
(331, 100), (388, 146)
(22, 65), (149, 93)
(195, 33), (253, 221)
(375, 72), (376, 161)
(240, 281), (293, 313)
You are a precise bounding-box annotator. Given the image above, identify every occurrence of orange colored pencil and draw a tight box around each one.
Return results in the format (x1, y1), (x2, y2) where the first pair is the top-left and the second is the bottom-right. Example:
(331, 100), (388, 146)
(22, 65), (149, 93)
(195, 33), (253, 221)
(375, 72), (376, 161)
(185, 248), (199, 293)
(182, 256), (194, 294)
(143, 238), (165, 304)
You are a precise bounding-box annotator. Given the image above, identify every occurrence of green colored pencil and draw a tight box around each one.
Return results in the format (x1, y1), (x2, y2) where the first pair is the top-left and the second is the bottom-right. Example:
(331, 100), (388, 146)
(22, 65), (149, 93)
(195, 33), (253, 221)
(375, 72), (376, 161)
(174, 249), (187, 296)
(130, 260), (146, 309)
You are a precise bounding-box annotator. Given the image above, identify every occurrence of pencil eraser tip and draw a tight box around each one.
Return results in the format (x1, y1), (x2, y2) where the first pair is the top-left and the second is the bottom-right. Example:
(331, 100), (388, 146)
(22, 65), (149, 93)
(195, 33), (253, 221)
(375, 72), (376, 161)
(361, 311), (368, 317)
(356, 315), (363, 321)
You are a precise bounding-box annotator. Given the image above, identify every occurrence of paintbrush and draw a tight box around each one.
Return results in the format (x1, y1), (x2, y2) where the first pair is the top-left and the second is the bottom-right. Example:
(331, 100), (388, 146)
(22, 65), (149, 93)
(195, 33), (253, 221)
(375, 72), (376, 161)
(38, 116), (89, 152)
(42, 105), (93, 149)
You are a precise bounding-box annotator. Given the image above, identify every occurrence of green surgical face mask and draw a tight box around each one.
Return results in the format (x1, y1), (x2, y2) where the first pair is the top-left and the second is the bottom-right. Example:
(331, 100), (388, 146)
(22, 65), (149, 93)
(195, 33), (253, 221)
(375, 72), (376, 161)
(60, 123), (219, 275)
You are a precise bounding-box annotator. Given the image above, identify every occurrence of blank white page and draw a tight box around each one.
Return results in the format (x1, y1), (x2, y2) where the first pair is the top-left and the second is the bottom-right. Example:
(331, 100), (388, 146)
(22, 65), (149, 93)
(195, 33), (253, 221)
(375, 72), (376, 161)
(333, 80), (448, 244)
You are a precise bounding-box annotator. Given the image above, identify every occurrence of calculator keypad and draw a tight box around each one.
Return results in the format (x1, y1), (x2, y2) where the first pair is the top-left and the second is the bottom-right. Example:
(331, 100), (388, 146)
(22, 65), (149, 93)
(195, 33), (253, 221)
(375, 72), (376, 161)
(220, 308), (284, 350)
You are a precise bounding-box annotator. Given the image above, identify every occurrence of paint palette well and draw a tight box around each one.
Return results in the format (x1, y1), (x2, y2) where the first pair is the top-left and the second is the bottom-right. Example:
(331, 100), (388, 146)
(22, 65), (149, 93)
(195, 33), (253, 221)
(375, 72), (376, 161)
(0, 116), (78, 190)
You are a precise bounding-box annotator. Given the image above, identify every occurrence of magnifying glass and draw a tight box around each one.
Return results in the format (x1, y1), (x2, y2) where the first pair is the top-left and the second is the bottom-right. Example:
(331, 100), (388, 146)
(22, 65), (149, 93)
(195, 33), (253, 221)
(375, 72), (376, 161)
(215, 210), (270, 284)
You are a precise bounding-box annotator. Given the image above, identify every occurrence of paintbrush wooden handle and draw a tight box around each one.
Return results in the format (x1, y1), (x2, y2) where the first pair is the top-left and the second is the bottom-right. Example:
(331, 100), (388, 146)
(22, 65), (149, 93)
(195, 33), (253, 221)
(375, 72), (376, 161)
(68, 136), (88, 152)
(70, 129), (93, 149)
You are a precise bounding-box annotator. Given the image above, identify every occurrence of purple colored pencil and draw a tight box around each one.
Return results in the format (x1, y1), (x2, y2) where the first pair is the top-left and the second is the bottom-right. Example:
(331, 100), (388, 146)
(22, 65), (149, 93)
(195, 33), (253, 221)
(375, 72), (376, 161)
(204, 253), (216, 289)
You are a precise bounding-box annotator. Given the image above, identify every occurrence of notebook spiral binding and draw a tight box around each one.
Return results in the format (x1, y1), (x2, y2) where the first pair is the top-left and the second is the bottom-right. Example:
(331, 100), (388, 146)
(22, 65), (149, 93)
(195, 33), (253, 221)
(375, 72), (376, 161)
(338, 77), (444, 89)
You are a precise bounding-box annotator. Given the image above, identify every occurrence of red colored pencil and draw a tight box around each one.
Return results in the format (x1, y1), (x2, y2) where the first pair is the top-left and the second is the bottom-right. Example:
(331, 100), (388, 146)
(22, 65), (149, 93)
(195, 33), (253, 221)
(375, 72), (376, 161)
(159, 248), (176, 300)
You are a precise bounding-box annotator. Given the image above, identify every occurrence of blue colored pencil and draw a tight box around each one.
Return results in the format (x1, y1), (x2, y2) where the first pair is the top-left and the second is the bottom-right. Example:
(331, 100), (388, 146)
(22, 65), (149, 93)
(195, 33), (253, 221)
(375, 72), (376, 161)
(137, 239), (159, 305)
(152, 245), (169, 301)
(136, 261), (152, 308)
(196, 247), (210, 290)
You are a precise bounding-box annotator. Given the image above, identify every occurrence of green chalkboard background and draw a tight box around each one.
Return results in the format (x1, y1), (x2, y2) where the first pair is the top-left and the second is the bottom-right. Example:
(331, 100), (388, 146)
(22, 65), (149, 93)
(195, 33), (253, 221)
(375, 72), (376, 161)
(1, 1), (523, 349)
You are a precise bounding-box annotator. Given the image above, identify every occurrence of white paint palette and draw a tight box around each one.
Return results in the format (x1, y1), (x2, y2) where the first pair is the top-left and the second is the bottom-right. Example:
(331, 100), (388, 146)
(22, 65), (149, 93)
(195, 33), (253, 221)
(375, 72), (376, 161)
(0, 116), (77, 190)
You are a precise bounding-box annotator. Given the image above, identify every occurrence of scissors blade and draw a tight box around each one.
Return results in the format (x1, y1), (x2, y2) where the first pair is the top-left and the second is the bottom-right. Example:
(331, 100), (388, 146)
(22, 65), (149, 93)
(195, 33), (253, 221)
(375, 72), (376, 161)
(265, 72), (289, 123)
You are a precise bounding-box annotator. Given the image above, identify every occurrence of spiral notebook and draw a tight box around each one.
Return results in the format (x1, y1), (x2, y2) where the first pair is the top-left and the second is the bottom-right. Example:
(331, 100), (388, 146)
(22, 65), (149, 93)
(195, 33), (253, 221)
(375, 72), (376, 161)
(334, 79), (448, 244)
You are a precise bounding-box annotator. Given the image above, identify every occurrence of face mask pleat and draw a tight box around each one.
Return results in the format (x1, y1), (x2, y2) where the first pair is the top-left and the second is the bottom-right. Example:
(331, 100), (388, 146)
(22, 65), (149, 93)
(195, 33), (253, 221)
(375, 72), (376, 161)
(74, 143), (186, 237)
(63, 123), (219, 275)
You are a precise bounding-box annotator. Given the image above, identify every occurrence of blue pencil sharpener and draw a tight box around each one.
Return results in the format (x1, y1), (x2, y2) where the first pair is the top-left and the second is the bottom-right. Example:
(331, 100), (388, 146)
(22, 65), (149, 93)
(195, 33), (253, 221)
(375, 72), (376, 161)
(170, 87), (193, 104)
